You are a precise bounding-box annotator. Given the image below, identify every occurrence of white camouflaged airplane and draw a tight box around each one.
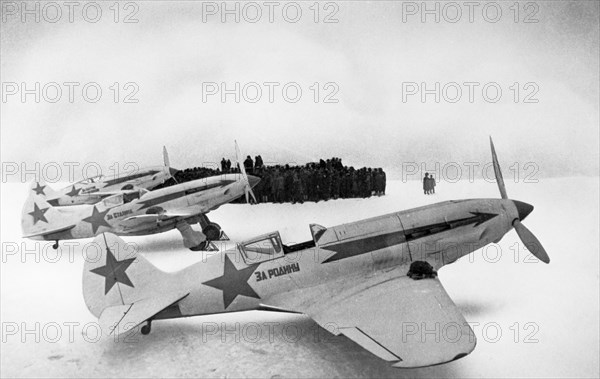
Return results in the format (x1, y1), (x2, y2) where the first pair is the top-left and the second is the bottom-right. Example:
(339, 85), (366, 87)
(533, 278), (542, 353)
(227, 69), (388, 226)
(37, 146), (178, 207)
(22, 143), (260, 250)
(82, 138), (549, 368)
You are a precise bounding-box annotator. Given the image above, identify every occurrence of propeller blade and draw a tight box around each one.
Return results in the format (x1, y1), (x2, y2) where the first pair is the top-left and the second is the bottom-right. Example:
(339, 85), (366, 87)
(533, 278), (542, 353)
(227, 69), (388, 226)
(235, 140), (246, 177)
(490, 136), (508, 199)
(163, 146), (170, 168)
(235, 140), (257, 204)
(247, 187), (257, 204)
(514, 220), (550, 264)
(163, 146), (179, 183)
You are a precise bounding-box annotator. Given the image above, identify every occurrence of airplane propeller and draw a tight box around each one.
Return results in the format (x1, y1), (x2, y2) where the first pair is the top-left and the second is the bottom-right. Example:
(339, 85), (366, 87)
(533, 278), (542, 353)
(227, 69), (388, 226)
(490, 137), (549, 263)
(235, 140), (258, 204)
(163, 146), (179, 183)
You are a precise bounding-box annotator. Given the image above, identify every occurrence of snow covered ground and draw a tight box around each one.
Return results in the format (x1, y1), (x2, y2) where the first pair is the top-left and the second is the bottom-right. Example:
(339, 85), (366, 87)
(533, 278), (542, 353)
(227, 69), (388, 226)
(1, 178), (598, 378)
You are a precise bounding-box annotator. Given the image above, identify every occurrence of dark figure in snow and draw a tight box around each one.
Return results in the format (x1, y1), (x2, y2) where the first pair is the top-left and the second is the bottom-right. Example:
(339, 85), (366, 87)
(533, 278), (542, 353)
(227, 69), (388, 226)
(254, 155), (263, 170)
(423, 173), (430, 195)
(244, 155), (253, 174)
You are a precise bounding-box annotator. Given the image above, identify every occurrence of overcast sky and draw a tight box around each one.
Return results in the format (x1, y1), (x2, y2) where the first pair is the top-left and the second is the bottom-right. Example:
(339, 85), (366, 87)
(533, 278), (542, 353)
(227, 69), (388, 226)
(1, 1), (598, 180)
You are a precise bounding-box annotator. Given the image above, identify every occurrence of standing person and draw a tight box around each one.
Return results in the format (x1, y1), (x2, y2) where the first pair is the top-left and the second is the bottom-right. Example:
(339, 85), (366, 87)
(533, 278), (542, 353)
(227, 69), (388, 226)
(430, 175), (436, 194)
(261, 170), (271, 203)
(255, 155), (263, 170)
(271, 169), (279, 203)
(220, 158), (227, 172)
(276, 171), (285, 203)
(423, 173), (430, 195)
(374, 169), (383, 196)
(366, 168), (373, 197)
(244, 155), (254, 174)
(351, 169), (359, 198)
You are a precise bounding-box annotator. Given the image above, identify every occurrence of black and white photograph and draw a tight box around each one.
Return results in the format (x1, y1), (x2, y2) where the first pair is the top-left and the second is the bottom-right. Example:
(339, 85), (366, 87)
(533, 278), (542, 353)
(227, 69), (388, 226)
(1, 1), (599, 378)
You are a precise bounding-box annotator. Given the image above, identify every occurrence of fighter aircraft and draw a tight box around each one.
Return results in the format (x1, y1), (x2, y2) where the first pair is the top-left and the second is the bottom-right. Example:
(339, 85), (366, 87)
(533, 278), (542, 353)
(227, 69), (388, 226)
(36, 146), (178, 207)
(81, 138), (549, 368)
(22, 143), (260, 250)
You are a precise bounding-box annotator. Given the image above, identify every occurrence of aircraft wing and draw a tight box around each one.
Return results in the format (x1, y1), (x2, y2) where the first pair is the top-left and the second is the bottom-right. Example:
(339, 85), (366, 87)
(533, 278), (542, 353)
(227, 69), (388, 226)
(161, 207), (204, 218)
(267, 271), (476, 368)
(80, 187), (144, 197)
(121, 214), (160, 225)
(120, 207), (204, 224)
(118, 206), (208, 232)
(22, 224), (76, 239)
(98, 291), (189, 337)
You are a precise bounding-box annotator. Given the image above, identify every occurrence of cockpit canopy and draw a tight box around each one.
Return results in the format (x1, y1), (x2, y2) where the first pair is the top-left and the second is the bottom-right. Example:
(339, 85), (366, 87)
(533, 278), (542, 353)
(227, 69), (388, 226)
(238, 230), (316, 264)
(75, 174), (105, 186)
(239, 232), (284, 264)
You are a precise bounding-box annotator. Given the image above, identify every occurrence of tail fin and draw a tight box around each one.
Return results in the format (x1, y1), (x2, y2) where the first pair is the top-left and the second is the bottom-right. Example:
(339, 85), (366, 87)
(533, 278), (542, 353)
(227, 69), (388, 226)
(27, 181), (58, 199)
(21, 191), (74, 239)
(82, 233), (186, 336)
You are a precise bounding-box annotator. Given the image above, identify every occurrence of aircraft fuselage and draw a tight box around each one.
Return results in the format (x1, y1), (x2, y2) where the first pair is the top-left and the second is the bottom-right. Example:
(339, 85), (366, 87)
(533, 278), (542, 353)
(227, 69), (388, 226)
(130, 198), (527, 320)
(47, 166), (171, 206)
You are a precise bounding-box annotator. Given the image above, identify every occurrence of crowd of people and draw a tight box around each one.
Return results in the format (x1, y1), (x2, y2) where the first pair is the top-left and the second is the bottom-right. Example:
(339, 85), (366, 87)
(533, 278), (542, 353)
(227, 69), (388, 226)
(242, 157), (387, 204)
(157, 156), (387, 204)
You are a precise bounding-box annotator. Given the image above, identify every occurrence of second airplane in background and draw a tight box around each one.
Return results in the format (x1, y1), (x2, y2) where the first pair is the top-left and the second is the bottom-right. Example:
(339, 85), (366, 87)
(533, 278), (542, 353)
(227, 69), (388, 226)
(21, 143), (260, 250)
(37, 146), (178, 207)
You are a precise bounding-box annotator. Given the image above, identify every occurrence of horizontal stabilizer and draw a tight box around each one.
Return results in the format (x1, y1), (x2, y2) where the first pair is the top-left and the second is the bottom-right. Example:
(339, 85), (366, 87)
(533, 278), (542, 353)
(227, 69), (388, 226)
(99, 292), (189, 337)
(23, 224), (76, 239)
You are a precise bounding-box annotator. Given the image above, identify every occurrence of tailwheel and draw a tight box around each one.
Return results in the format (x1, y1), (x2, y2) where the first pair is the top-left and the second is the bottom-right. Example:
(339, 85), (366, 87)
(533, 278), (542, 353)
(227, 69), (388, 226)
(52, 241), (59, 250)
(141, 320), (152, 335)
(202, 222), (222, 241)
(407, 261), (438, 280)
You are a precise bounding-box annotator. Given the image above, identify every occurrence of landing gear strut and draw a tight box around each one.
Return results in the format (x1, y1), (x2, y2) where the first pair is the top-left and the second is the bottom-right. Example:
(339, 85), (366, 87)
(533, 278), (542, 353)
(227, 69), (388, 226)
(198, 214), (225, 241)
(141, 320), (152, 335)
(52, 240), (59, 250)
(176, 216), (227, 252)
(189, 241), (210, 251)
